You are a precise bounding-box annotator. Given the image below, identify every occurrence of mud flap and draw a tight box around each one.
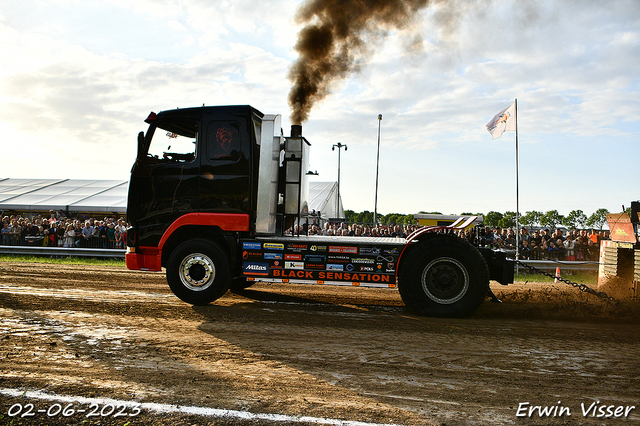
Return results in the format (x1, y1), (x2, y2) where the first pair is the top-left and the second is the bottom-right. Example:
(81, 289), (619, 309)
(479, 247), (515, 285)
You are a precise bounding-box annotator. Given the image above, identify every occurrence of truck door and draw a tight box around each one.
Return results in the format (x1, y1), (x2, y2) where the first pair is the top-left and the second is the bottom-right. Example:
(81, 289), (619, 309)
(129, 116), (200, 247)
(198, 116), (253, 217)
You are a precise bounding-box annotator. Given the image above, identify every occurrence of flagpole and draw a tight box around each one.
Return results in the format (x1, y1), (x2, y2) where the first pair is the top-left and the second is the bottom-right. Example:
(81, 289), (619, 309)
(515, 99), (520, 275)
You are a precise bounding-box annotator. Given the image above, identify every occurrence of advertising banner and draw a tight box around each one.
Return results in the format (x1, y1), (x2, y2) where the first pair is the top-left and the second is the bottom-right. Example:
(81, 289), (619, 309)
(241, 239), (402, 284)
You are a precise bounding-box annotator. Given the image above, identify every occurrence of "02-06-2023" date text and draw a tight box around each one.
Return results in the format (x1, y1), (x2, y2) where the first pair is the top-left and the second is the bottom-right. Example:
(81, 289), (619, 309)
(7, 402), (141, 418)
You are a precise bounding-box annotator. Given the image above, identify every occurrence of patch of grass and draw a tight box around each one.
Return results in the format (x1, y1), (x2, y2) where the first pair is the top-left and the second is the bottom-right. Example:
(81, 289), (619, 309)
(514, 270), (598, 285)
(0, 254), (125, 267)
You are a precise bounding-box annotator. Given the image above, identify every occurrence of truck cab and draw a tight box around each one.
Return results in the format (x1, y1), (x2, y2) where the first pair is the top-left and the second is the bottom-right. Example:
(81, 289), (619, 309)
(127, 105), (259, 248)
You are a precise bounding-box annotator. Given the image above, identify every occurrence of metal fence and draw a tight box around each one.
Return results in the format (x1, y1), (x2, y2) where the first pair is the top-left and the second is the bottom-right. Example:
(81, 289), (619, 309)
(516, 259), (599, 273)
(493, 248), (599, 273)
(0, 245), (125, 259)
(1, 234), (124, 250)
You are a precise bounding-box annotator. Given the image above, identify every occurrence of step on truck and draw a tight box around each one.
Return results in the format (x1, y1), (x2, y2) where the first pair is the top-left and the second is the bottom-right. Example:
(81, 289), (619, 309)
(125, 105), (514, 316)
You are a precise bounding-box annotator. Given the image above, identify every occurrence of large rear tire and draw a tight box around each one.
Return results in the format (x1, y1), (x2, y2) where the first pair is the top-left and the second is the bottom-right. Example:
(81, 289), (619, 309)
(166, 239), (230, 305)
(398, 233), (489, 317)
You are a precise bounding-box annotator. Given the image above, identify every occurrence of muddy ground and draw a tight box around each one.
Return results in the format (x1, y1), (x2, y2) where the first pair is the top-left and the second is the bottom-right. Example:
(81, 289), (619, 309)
(1, 261), (639, 426)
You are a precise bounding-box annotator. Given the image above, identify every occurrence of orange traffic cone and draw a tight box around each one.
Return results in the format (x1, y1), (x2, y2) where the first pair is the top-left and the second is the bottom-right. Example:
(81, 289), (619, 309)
(554, 266), (561, 283)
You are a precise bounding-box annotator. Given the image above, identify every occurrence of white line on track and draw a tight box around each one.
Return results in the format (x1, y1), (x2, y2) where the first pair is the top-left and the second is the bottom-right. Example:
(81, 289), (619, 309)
(1, 388), (403, 426)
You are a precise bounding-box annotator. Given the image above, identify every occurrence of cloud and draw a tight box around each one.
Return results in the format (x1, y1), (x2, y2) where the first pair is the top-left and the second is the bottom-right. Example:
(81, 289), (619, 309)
(0, 4), (293, 181)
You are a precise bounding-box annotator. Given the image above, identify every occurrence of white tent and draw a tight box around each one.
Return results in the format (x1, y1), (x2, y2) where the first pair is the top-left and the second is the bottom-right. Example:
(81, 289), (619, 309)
(0, 178), (128, 215)
(307, 181), (344, 222)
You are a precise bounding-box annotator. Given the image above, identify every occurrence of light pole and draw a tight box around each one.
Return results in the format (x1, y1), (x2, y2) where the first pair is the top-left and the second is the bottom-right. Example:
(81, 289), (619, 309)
(332, 142), (347, 219)
(374, 114), (382, 225)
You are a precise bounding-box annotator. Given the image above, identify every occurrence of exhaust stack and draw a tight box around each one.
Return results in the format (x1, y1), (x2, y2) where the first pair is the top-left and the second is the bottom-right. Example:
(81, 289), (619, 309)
(291, 124), (302, 138)
(284, 124), (310, 217)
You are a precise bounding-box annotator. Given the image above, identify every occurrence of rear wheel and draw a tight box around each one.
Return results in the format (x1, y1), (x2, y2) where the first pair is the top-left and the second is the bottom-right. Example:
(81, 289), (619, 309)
(398, 233), (489, 317)
(166, 239), (230, 305)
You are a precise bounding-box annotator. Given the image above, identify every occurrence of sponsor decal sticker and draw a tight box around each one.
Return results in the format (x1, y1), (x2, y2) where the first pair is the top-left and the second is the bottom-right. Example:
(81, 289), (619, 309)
(264, 252), (283, 260)
(351, 257), (375, 264)
(285, 261), (304, 269)
(346, 264), (354, 272)
(326, 264), (344, 271)
(305, 263), (325, 270)
(304, 255), (326, 263)
(243, 262), (269, 275)
(284, 254), (302, 261)
(359, 247), (381, 255)
(376, 254), (396, 263)
(263, 242), (284, 250)
(329, 246), (358, 254)
(242, 242), (261, 250)
(242, 251), (263, 259)
(310, 245), (327, 252)
(287, 243), (308, 252)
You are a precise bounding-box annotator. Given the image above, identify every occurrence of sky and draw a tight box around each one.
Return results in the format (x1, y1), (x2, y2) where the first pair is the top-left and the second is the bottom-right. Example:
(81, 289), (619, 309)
(1, 0), (638, 219)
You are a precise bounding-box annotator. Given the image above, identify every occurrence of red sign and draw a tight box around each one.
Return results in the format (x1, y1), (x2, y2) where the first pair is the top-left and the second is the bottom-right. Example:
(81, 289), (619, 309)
(607, 213), (638, 243)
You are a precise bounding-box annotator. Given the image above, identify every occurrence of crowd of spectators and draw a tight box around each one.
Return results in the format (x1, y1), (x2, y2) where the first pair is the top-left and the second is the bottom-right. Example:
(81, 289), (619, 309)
(289, 222), (418, 238)
(289, 221), (608, 262)
(480, 227), (607, 261)
(3, 212), (608, 262)
(1, 213), (128, 249)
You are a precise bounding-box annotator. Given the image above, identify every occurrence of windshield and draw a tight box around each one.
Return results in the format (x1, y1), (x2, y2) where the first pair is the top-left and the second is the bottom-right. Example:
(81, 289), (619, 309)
(146, 120), (198, 164)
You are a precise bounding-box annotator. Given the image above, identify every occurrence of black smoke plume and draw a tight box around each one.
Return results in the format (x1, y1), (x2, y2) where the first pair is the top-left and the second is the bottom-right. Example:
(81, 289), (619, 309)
(288, 0), (431, 124)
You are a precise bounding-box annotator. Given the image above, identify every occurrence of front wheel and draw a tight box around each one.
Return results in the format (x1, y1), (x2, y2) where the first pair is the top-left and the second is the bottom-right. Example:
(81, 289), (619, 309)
(398, 233), (489, 317)
(166, 239), (230, 305)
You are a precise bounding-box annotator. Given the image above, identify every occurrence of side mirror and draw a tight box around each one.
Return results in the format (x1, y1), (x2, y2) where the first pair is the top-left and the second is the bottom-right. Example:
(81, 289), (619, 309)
(137, 131), (145, 159)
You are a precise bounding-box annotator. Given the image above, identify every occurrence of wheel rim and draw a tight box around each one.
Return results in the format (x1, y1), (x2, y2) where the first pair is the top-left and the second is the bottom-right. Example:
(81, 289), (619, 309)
(421, 257), (469, 304)
(179, 252), (216, 291)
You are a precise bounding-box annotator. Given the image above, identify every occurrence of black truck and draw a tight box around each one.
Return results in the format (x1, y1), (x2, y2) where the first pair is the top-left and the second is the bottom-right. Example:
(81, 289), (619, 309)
(126, 105), (513, 316)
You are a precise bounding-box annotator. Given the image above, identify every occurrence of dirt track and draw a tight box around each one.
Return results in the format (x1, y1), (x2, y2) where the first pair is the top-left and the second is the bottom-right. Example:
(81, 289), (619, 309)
(1, 262), (639, 425)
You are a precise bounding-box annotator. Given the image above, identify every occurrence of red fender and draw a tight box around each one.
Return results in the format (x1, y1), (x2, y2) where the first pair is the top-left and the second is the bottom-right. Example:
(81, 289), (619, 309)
(126, 213), (249, 271)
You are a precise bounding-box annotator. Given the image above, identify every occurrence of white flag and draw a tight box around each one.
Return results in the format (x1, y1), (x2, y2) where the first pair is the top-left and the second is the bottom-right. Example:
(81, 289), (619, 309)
(486, 102), (516, 139)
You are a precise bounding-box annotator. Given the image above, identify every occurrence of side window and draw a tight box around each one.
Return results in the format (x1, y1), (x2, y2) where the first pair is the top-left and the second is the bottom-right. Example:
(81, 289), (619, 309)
(207, 121), (243, 161)
(146, 120), (198, 164)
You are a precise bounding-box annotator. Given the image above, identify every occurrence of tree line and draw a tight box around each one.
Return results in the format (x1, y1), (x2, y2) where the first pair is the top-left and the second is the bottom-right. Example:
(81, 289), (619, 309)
(344, 208), (614, 230)
(344, 210), (415, 226)
(483, 209), (610, 230)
